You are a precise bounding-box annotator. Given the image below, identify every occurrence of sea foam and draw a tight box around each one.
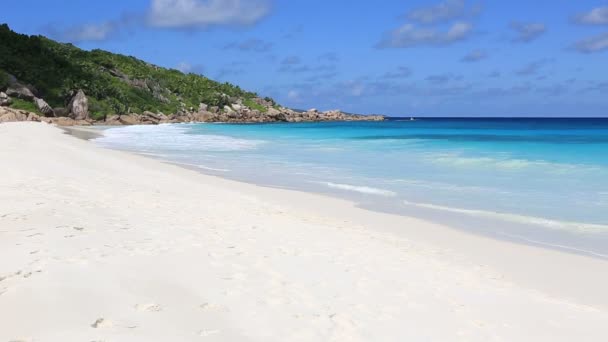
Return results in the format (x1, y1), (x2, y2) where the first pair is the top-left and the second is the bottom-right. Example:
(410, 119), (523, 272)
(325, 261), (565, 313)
(319, 182), (397, 197)
(95, 124), (265, 152)
(402, 200), (608, 234)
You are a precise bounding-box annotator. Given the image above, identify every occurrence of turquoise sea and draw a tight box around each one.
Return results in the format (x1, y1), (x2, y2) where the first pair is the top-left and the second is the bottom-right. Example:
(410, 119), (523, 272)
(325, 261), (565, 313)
(93, 118), (608, 258)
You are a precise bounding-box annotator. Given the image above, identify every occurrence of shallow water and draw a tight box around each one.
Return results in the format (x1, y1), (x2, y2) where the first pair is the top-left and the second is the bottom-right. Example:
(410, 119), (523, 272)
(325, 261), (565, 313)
(92, 118), (608, 258)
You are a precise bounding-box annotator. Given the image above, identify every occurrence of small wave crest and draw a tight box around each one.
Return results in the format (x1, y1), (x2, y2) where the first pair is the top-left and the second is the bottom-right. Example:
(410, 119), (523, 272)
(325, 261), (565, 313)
(428, 153), (600, 173)
(94, 124), (265, 152)
(197, 165), (230, 172)
(318, 182), (397, 197)
(402, 200), (608, 234)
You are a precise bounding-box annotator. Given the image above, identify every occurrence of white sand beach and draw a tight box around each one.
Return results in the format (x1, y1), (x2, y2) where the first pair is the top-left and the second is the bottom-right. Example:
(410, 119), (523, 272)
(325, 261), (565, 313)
(1, 122), (608, 341)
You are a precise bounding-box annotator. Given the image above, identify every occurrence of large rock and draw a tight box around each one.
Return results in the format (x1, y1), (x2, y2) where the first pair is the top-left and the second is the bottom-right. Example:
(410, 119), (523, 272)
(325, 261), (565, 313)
(104, 115), (121, 125)
(0, 109), (26, 122)
(191, 111), (217, 122)
(34, 97), (55, 117)
(266, 107), (282, 116)
(0, 107), (39, 123)
(6, 83), (35, 100)
(67, 89), (89, 120)
(0, 92), (11, 106)
(142, 111), (167, 122)
(117, 114), (142, 125)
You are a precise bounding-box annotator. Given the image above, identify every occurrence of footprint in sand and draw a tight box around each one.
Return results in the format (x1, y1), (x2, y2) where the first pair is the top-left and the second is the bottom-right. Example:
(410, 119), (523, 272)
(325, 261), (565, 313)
(91, 318), (113, 328)
(135, 303), (163, 312)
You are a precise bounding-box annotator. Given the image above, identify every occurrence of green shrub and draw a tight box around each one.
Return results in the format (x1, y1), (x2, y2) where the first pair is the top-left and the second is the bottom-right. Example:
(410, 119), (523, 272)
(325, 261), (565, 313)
(0, 69), (8, 90)
(243, 98), (267, 113)
(10, 98), (39, 113)
(0, 23), (278, 117)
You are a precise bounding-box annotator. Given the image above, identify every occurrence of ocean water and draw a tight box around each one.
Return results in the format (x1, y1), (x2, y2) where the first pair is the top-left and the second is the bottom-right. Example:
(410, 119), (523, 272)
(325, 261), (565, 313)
(93, 118), (608, 258)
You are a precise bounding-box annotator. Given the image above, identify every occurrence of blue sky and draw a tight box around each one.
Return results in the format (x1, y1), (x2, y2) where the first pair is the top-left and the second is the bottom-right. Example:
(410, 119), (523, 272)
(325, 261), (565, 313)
(4, 0), (608, 116)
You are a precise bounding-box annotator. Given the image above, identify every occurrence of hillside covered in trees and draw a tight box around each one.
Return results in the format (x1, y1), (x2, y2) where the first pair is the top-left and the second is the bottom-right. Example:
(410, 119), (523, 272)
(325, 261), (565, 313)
(0, 24), (271, 120)
(0, 24), (384, 124)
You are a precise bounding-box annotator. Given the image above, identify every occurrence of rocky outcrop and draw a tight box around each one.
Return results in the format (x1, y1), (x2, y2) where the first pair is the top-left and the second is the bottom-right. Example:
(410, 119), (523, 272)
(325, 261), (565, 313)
(104, 111), (169, 125)
(0, 92), (11, 106)
(1, 81), (384, 127)
(1, 102), (384, 126)
(67, 89), (89, 120)
(0, 107), (41, 123)
(94, 100), (385, 126)
(34, 97), (55, 117)
(6, 83), (35, 100)
(0, 106), (94, 126)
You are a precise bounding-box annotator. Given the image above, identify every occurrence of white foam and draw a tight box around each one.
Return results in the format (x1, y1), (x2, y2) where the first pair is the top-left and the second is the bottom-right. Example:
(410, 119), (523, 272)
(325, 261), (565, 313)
(402, 200), (608, 234)
(429, 153), (599, 173)
(393, 178), (509, 194)
(94, 124), (265, 152)
(319, 182), (397, 197)
(197, 165), (231, 172)
(496, 232), (608, 259)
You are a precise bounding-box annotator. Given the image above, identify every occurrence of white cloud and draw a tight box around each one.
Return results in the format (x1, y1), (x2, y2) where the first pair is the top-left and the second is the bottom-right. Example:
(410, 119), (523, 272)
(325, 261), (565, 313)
(576, 6), (608, 25)
(378, 22), (473, 48)
(47, 22), (116, 43)
(377, 1), (478, 49)
(510, 22), (546, 43)
(407, 0), (469, 24)
(573, 32), (608, 53)
(148, 0), (271, 28)
(71, 23), (115, 41)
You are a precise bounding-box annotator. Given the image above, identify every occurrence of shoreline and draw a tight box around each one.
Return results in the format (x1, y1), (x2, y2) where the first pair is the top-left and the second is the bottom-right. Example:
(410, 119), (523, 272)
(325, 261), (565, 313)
(2, 122), (608, 340)
(74, 124), (608, 261)
(63, 123), (608, 307)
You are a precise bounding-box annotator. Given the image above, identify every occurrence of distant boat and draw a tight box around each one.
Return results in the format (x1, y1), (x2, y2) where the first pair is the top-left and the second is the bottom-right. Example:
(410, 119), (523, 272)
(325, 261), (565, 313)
(410, 117), (415, 121)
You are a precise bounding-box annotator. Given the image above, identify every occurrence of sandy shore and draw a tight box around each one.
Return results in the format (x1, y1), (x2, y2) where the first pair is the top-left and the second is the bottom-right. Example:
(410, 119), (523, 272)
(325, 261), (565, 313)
(1, 122), (607, 341)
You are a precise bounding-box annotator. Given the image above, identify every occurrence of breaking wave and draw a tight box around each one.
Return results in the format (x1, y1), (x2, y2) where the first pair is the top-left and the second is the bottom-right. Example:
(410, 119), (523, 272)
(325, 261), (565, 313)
(94, 124), (265, 152)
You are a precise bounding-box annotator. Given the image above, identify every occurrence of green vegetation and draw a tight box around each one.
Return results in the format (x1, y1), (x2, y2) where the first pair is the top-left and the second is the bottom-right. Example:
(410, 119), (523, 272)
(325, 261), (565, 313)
(0, 24), (273, 118)
(243, 98), (268, 113)
(0, 69), (9, 89)
(10, 98), (39, 113)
